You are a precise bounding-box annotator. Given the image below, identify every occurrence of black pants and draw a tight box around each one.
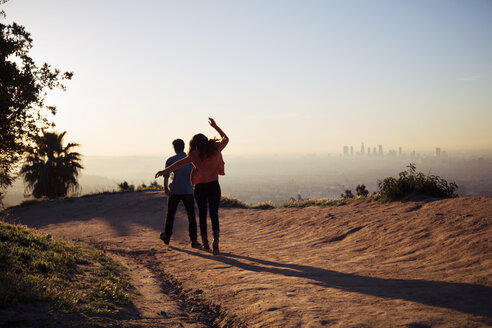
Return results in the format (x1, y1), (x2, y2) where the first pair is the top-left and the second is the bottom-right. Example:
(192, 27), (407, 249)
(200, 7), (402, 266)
(164, 194), (197, 242)
(194, 180), (221, 236)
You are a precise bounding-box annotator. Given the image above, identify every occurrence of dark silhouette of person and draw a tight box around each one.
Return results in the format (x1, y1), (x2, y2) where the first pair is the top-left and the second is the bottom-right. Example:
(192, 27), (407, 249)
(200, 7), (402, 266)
(156, 118), (228, 255)
(160, 139), (202, 249)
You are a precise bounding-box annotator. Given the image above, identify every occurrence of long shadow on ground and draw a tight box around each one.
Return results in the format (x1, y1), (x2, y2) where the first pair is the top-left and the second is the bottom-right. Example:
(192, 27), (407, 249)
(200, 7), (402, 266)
(7, 191), (169, 236)
(171, 247), (492, 320)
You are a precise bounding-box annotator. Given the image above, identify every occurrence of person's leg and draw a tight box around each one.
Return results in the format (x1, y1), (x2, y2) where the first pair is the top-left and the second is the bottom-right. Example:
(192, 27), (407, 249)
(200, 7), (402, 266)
(162, 195), (179, 244)
(194, 183), (210, 250)
(208, 181), (221, 255)
(208, 181), (221, 234)
(183, 194), (200, 247)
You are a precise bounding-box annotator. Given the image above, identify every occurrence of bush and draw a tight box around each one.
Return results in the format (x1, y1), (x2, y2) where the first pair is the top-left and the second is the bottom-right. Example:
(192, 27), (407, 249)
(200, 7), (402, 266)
(280, 198), (346, 208)
(341, 189), (354, 199)
(377, 163), (458, 201)
(356, 184), (369, 197)
(137, 181), (162, 191)
(148, 181), (162, 189)
(117, 181), (134, 192)
(220, 195), (249, 208)
(251, 201), (275, 210)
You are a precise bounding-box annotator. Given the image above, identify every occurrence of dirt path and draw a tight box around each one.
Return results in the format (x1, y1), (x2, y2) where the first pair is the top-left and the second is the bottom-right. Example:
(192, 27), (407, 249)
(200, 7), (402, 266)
(108, 252), (212, 327)
(10, 191), (492, 327)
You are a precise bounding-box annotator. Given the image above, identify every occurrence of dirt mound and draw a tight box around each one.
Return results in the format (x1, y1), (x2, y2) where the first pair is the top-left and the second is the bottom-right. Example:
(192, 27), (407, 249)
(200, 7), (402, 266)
(8, 192), (492, 327)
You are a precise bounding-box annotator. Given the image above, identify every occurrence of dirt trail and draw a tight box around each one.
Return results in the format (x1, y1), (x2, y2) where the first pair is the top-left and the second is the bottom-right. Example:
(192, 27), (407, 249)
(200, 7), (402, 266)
(10, 191), (492, 327)
(109, 252), (210, 327)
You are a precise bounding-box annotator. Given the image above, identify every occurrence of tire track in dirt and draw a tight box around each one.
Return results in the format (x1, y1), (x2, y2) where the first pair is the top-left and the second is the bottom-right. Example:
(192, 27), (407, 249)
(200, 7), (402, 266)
(97, 245), (247, 328)
(109, 251), (211, 327)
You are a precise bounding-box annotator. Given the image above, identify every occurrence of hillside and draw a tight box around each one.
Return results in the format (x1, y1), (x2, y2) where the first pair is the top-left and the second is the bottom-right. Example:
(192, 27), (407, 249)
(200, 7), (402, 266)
(6, 192), (492, 327)
(0, 221), (134, 327)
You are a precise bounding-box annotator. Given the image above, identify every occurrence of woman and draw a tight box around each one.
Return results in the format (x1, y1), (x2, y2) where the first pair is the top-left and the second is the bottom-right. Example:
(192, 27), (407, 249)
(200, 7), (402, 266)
(155, 118), (228, 255)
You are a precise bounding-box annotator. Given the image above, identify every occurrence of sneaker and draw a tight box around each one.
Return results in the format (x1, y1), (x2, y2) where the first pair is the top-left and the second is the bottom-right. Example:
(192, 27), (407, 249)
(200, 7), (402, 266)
(160, 232), (170, 245)
(191, 241), (203, 249)
(212, 239), (219, 255)
(201, 234), (210, 251)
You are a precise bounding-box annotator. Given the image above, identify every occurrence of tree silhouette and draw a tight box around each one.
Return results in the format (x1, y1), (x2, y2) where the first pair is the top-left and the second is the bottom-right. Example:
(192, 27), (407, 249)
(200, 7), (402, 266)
(0, 14), (72, 204)
(21, 131), (83, 199)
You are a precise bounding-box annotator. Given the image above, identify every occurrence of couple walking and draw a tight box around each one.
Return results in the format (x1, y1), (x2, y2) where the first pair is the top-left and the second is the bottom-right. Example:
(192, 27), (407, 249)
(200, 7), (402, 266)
(155, 118), (228, 255)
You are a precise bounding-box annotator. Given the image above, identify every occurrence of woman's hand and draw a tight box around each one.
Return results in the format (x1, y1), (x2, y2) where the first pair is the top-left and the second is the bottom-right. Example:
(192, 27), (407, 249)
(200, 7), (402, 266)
(155, 171), (162, 179)
(208, 117), (228, 148)
(208, 117), (218, 128)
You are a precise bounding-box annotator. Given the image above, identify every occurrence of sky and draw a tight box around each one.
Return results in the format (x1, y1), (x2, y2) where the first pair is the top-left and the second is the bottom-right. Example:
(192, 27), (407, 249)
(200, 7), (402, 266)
(2, 0), (492, 156)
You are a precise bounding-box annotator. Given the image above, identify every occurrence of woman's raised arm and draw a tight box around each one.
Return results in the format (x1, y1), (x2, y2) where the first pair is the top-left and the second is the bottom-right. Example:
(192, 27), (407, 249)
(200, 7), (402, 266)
(209, 117), (229, 151)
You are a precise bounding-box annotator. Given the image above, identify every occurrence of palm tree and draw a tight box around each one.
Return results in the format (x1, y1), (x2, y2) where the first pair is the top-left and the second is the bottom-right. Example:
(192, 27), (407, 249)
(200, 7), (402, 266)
(21, 131), (83, 199)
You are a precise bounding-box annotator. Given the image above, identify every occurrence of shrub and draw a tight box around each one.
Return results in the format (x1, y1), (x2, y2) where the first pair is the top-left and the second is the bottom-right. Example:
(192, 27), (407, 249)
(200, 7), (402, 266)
(220, 195), (249, 208)
(220, 196), (276, 209)
(356, 184), (369, 197)
(136, 181), (162, 191)
(341, 189), (354, 199)
(117, 181), (134, 192)
(148, 181), (162, 189)
(377, 163), (458, 201)
(280, 198), (346, 208)
(251, 201), (275, 210)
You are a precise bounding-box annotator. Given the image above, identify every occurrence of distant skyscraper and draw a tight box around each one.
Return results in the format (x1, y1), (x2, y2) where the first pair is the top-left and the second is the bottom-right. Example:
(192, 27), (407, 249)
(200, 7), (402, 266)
(436, 147), (441, 157)
(367, 147), (371, 155)
(350, 146), (354, 156)
(378, 144), (383, 156)
(343, 146), (349, 156)
(361, 142), (365, 156)
(399, 147), (402, 157)
(373, 147), (377, 155)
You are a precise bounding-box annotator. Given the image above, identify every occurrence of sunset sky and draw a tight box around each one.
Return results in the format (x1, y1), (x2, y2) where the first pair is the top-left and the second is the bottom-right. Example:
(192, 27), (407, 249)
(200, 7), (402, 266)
(2, 0), (491, 156)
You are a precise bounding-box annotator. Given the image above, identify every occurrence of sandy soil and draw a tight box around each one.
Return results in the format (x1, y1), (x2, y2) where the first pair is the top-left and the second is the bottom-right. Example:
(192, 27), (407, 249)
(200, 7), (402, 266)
(7, 191), (492, 327)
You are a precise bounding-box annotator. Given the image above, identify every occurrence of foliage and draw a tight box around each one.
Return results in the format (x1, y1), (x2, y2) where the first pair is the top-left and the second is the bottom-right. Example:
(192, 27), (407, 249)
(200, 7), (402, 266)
(117, 181), (135, 192)
(250, 201), (275, 210)
(377, 163), (458, 201)
(280, 198), (346, 208)
(341, 189), (354, 199)
(0, 221), (132, 320)
(137, 181), (162, 191)
(220, 196), (275, 209)
(20, 131), (83, 199)
(356, 184), (369, 197)
(220, 195), (249, 208)
(0, 16), (72, 205)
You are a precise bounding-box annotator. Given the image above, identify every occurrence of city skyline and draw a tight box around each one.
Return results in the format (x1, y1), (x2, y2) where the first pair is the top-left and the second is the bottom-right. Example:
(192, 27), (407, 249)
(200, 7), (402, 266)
(342, 142), (449, 157)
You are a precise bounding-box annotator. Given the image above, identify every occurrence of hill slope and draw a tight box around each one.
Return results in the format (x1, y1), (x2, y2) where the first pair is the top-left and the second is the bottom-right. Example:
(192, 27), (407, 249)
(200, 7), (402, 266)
(7, 192), (492, 327)
(0, 221), (134, 327)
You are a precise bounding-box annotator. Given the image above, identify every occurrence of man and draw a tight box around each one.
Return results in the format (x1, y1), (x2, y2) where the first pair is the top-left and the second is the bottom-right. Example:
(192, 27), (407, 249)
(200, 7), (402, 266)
(160, 139), (202, 249)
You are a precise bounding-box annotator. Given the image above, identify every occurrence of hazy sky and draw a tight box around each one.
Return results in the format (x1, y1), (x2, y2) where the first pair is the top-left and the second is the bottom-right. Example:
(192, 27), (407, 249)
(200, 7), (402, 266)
(2, 0), (492, 156)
